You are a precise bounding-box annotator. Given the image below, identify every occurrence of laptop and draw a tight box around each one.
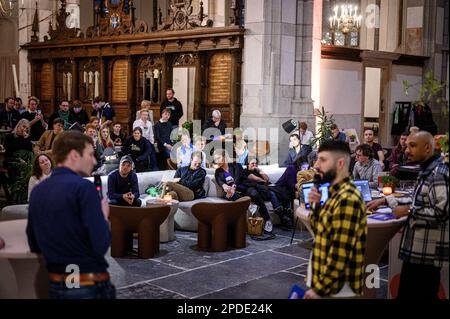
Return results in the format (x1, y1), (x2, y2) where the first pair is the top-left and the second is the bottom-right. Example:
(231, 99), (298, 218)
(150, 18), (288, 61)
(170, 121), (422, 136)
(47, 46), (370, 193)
(301, 182), (330, 209)
(353, 180), (372, 203)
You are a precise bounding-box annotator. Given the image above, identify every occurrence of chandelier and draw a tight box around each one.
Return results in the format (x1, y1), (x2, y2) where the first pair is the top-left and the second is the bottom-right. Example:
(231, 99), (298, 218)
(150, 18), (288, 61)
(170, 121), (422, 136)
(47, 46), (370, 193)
(328, 3), (362, 34)
(0, 0), (21, 17)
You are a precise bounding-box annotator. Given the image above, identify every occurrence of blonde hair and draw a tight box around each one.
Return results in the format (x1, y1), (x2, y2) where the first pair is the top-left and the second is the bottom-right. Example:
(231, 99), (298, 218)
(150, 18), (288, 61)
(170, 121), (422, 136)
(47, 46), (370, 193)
(140, 100), (152, 109)
(98, 125), (114, 147)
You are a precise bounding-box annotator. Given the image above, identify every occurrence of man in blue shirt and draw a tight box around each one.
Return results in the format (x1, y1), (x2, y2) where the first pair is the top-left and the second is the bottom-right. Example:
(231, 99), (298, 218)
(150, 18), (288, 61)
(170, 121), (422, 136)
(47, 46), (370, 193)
(331, 124), (347, 143)
(26, 130), (114, 299)
(107, 155), (142, 207)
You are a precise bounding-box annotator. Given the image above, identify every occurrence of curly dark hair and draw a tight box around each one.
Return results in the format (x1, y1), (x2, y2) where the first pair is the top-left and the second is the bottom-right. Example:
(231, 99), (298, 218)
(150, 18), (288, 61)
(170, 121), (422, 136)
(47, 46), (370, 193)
(31, 153), (54, 179)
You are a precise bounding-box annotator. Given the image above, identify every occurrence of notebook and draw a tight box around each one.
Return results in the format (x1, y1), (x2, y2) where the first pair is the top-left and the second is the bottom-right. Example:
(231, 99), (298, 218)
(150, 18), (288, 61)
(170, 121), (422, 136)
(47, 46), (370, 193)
(301, 182), (330, 209)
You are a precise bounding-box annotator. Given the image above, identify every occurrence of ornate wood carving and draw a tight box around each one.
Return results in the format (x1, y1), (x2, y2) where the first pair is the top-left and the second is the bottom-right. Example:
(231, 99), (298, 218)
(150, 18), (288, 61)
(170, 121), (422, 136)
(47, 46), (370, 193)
(173, 53), (198, 67)
(158, 0), (213, 31)
(87, 0), (148, 38)
(45, 0), (81, 42)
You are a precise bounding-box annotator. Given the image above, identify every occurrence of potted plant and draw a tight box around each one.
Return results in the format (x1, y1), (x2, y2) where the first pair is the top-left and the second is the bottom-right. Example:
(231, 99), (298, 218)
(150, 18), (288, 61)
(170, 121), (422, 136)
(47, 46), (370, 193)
(311, 106), (335, 148)
(380, 175), (398, 194)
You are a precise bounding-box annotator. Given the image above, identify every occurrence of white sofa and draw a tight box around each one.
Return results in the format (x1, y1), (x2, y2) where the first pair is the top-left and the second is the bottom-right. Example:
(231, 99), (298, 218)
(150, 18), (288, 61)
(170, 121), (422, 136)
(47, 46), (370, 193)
(0, 165), (289, 231)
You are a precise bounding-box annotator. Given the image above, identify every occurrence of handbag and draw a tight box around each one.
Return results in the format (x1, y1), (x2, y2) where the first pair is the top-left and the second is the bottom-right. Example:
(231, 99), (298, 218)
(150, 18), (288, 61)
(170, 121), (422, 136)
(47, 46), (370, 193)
(247, 216), (264, 236)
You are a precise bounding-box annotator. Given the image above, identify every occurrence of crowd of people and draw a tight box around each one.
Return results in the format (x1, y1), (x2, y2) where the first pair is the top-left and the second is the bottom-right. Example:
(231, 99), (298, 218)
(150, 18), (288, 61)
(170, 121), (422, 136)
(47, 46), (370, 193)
(0, 93), (448, 300)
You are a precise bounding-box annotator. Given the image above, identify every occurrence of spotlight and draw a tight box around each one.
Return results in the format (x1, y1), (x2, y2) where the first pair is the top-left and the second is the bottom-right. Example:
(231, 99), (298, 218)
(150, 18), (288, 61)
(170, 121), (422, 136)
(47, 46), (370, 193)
(282, 119), (299, 134)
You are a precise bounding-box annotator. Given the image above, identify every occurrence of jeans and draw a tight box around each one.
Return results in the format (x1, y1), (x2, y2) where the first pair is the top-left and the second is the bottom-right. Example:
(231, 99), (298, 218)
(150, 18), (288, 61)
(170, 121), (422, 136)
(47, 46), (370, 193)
(269, 191), (282, 210)
(49, 280), (116, 299)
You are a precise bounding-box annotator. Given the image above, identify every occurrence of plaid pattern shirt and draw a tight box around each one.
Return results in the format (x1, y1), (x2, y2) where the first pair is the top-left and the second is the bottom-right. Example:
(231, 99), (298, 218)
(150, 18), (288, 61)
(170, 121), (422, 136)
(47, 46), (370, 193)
(390, 156), (449, 267)
(309, 177), (367, 296)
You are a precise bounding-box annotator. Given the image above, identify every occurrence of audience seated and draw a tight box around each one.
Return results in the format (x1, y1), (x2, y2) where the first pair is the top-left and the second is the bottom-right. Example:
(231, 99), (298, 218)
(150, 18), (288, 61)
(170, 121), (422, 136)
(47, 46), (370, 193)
(202, 110), (226, 140)
(96, 125), (115, 162)
(69, 99), (89, 127)
(33, 118), (64, 156)
(154, 108), (174, 160)
(120, 127), (157, 173)
(0, 97), (20, 130)
(243, 159), (293, 229)
(107, 156), (141, 207)
(283, 134), (302, 167)
(193, 136), (208, 169)
(176, 132), (194, 168)
(213, 149), (273, 233)
(235, 139), (249, 166)
(162, 152), (207, 201)
(388, 132), (409, 176)
(3, 119), (33, 181)
(298, 122), (314, 158)
(110, 123), (125, 147)
(28, 153), (53, 201)
(353, 144), (382, 187)
(331, 123), (347, 143)
(133, 108), (155, 144)
(20, 97), (47, 142)
(363, 128), (385, 170)
(48, 100), (72, 130)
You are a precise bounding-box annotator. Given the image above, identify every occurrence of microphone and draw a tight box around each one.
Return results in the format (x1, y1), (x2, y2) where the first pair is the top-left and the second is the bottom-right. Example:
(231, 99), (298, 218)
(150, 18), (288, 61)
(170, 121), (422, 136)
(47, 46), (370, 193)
(94, 174), (103, 199)
(311, 174), (321, 212)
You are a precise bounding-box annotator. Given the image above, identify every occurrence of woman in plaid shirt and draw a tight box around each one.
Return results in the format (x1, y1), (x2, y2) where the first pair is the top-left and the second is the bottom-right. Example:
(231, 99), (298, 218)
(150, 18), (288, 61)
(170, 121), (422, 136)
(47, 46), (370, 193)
(368, 131), (448, 299)
(306, 140), (367, 299)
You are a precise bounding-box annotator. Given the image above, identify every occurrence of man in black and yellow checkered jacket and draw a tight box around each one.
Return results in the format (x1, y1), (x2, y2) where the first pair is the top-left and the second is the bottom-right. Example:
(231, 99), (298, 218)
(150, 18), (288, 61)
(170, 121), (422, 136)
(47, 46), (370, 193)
(305, 140), (367, 299)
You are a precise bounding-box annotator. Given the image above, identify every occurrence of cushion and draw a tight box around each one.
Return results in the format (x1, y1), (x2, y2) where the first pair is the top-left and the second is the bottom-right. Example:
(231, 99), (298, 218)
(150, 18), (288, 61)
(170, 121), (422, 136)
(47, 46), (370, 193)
(0, 204), (29, 221)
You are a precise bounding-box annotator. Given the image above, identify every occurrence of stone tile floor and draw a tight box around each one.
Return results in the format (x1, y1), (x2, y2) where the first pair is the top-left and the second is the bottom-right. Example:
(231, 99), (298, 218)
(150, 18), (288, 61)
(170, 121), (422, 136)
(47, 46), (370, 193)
(111, 226), (389, 299)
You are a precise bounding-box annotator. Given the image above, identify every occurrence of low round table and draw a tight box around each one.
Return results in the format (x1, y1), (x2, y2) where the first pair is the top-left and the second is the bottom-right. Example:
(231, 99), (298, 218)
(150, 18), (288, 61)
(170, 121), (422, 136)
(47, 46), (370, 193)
(0, 220), (48, 299)
(294, 206), (407, 299)
(145, 197), (179, 243)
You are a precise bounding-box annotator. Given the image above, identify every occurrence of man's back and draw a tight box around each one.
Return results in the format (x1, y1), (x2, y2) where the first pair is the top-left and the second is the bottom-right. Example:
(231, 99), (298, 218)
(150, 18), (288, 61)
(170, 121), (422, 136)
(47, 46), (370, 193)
(27, 167), (110, 274)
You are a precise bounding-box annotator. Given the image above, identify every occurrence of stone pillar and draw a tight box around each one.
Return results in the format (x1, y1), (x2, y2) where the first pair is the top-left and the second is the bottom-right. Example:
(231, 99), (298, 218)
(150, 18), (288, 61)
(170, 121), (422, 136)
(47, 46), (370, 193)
(241, 0), (315, 164)
(18, 0), (54, 102)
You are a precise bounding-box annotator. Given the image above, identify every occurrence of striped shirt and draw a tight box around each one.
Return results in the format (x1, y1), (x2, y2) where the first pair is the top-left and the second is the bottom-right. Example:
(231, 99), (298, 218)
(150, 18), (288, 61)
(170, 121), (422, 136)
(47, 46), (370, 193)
(309, 177), (367, 296)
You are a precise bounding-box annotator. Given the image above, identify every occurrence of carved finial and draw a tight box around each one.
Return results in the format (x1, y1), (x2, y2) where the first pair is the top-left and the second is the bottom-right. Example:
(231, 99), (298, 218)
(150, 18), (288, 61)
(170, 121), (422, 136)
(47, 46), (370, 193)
(199, 1), (204, 22)
(31, 1), (39, 42)
(158, 7), (162, 25)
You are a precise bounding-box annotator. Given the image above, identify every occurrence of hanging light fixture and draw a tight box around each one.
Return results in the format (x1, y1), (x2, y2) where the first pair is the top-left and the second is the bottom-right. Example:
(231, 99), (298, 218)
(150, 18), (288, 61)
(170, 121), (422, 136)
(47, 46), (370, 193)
(328, 2), (362, 35)
(0, 0), (23, 17)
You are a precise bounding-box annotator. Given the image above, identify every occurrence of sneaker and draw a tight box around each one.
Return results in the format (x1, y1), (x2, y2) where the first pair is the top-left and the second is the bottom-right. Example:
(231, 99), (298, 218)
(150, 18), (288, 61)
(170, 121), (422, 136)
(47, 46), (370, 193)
(264, 220), (273, 233)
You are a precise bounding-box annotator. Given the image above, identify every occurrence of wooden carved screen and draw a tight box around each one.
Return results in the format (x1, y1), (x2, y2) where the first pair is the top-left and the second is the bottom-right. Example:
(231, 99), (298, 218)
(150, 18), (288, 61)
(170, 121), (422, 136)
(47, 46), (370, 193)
(207, 52), (231, 127)
(40, 62), (53, 116)
(112, 59), (128, 102)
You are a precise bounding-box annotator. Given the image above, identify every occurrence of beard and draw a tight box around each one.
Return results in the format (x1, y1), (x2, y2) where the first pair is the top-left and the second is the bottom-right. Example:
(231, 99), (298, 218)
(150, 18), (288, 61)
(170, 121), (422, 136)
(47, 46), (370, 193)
(319, 166), (337, 184)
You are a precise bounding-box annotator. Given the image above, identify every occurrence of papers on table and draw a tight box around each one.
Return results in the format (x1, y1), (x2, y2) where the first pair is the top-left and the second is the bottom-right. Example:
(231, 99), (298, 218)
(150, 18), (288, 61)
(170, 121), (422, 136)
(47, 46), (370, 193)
(375, 207), (392, 214)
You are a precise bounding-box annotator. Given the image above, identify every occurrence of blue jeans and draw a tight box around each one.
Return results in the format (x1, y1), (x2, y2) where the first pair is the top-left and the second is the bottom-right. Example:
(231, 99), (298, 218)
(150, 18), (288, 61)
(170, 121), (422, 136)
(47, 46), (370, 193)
(49, 280), (116, 299)
(269, 191), (282, 210)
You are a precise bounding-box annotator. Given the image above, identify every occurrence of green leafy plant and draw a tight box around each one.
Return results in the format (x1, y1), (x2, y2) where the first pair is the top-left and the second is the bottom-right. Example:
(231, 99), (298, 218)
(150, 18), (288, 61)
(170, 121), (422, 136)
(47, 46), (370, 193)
(311, 106), (335, 148)
(380, 175), (398, 187)
(403, 70), (449, 116)
(8, 150), (34, 204)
